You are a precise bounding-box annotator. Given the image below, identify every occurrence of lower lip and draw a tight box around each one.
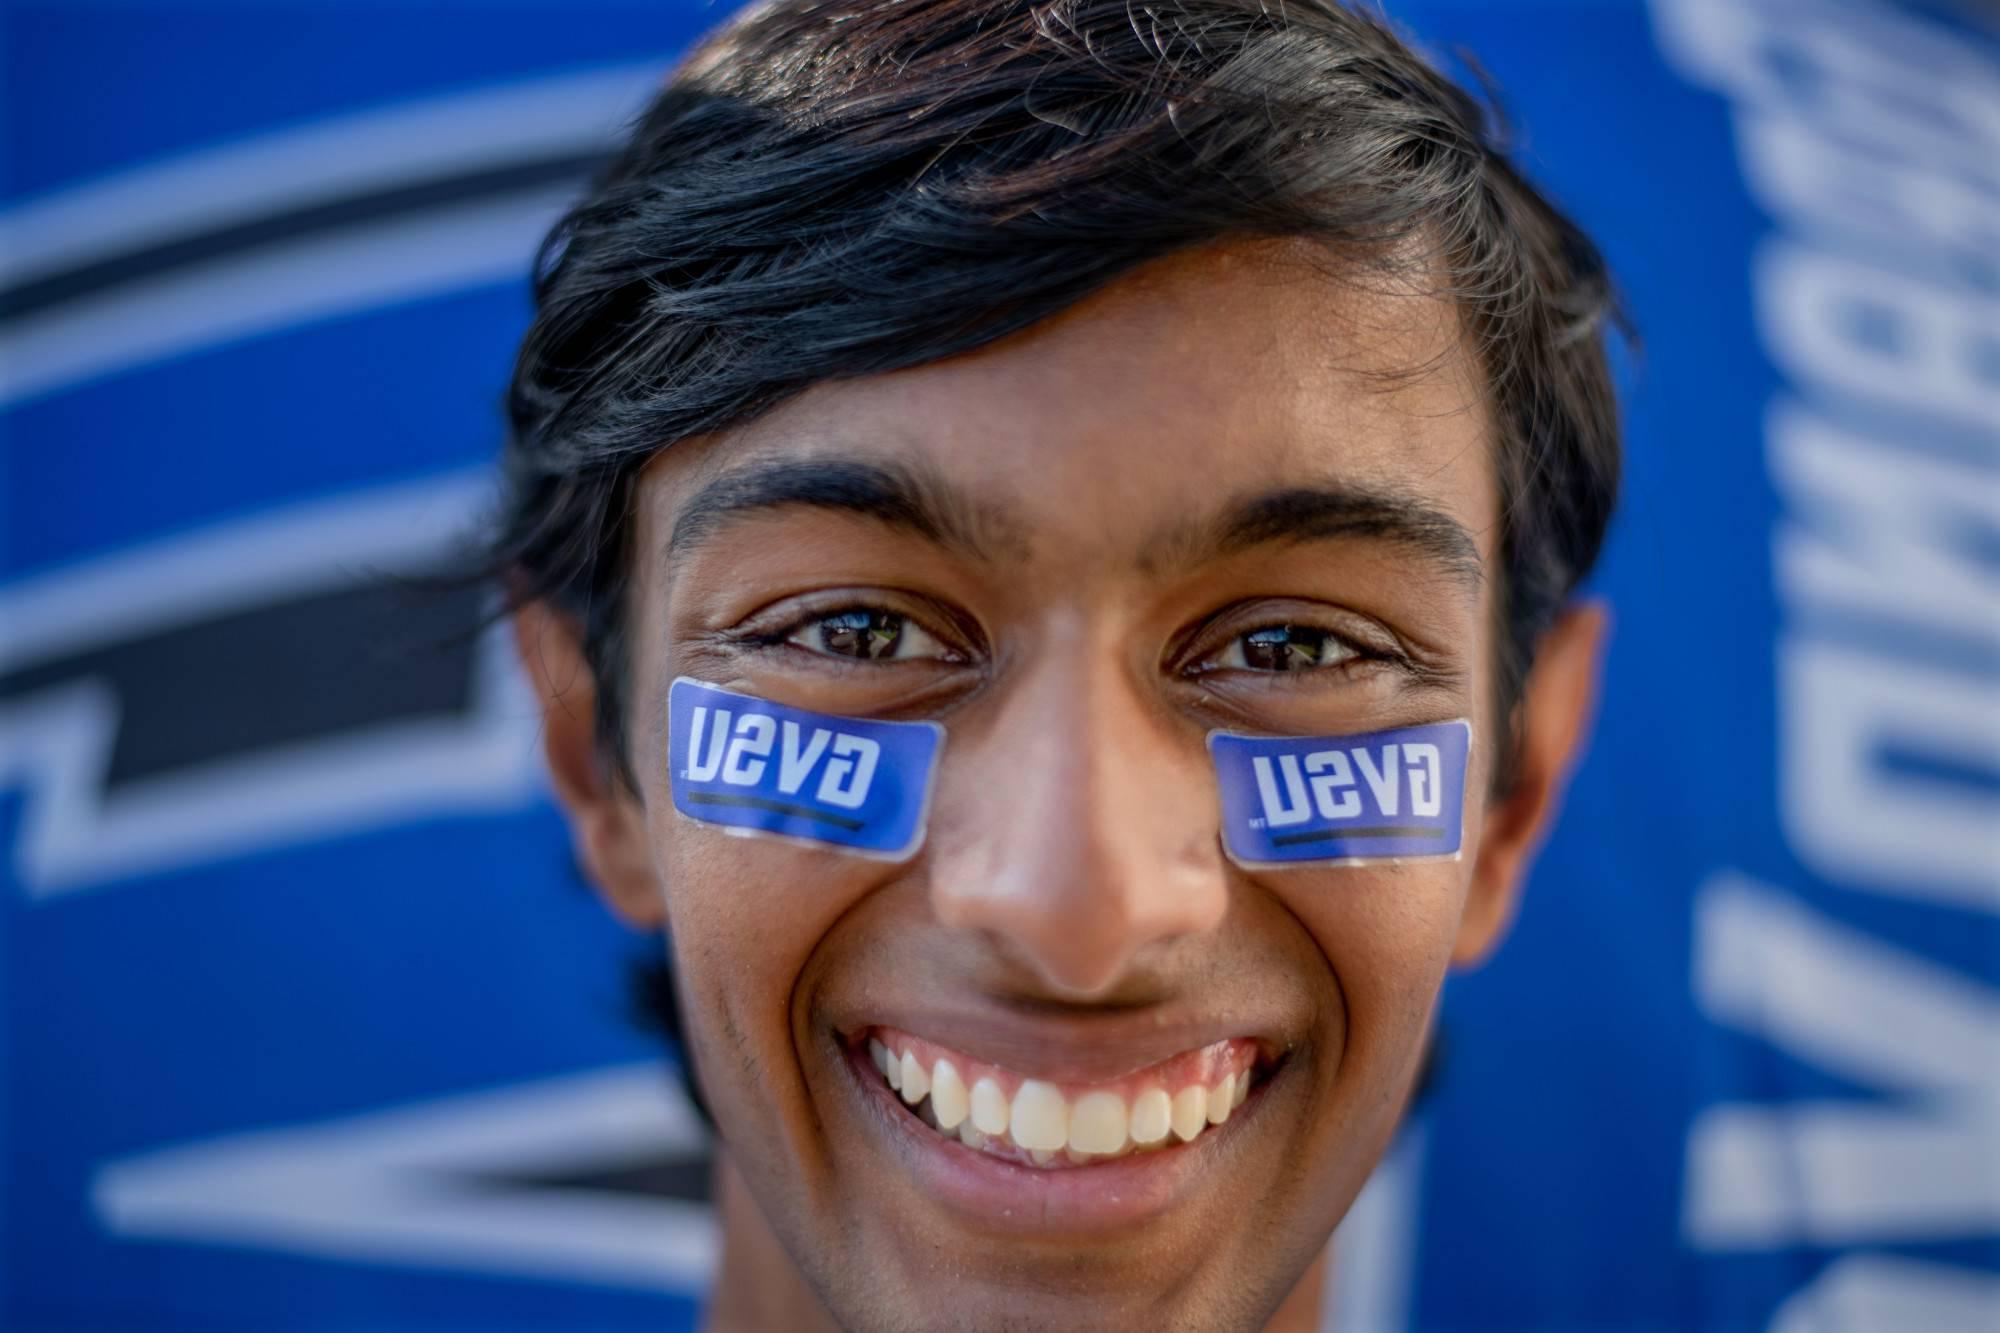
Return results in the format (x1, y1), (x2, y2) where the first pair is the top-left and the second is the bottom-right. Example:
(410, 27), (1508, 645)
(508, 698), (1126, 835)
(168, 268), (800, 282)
(840, 1040), (1273, 1236)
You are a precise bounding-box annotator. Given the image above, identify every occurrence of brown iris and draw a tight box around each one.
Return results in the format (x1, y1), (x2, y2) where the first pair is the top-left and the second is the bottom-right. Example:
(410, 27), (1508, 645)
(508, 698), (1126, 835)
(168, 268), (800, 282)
(1239, 624), (1329, 672)
(817, 608), (905, 660)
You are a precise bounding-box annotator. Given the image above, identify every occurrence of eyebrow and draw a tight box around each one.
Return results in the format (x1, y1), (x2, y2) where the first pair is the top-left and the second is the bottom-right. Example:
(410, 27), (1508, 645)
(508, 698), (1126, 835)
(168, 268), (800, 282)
(666, 454), (1483, 593)
(664, 456), (1018, 563)
(1173, 485), (1485, 593)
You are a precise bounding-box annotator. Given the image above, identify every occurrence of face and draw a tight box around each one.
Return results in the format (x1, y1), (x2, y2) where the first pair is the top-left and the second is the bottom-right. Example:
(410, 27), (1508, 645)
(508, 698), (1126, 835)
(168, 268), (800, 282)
(518, 239), (1606, 1331)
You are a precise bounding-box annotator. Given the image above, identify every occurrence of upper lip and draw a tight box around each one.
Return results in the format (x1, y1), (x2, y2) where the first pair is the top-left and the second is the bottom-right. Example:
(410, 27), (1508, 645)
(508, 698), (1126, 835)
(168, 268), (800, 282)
(837, 1005), (1290, 1084)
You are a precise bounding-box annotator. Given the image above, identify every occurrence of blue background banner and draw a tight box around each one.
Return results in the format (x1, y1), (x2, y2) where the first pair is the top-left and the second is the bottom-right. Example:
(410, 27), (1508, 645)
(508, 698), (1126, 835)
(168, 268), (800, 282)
(4, 1), (1995, 1328)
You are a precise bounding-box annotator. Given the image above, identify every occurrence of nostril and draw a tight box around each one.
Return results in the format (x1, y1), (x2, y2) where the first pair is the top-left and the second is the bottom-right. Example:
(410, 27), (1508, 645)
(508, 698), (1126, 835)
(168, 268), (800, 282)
(923, 716), (1229, 992)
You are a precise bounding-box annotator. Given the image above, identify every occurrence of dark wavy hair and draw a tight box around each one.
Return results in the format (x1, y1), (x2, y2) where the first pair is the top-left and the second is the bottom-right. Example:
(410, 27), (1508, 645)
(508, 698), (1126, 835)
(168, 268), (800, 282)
(491, 0), (1627, 1099)
(495, 0), (1625, 793)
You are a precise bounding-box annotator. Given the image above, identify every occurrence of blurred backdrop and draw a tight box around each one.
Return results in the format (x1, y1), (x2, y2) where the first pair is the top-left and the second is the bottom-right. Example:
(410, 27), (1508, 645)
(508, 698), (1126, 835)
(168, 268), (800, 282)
(3, 0), (1996, 1329)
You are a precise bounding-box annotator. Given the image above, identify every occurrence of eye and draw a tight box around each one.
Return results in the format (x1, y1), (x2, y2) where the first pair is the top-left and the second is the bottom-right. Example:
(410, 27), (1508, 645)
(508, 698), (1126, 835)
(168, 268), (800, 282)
(1214, 623), (1360, 673)
(786, 607), (956, 662)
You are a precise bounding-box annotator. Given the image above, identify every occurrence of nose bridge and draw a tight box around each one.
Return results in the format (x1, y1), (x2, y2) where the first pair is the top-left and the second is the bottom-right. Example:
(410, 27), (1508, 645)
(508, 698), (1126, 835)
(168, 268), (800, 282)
(929, 621), (1229, 997)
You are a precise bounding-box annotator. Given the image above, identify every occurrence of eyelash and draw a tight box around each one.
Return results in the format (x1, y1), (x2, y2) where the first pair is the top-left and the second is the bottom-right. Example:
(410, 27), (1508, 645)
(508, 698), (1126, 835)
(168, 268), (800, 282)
(736, 601), (1402, 679)
(1199, 625), (1365, 678)
(727, 597), (974, 667)
(1179, 609), (1403, 681)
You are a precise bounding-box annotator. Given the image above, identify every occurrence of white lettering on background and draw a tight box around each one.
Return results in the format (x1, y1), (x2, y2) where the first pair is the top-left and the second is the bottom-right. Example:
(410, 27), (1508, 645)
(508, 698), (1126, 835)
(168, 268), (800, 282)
(1652, 0), (1999, 1320)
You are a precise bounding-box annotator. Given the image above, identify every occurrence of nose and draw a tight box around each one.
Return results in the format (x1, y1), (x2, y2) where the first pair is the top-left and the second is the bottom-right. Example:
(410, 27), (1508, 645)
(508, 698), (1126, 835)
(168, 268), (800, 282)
(926, 624), (1231, 998)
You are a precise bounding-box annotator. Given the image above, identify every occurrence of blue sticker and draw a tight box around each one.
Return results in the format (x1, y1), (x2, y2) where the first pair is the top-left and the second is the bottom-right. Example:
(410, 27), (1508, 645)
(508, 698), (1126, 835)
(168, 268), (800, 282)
(1208, 719), (1472, 867)
(667, 678), (944, 860)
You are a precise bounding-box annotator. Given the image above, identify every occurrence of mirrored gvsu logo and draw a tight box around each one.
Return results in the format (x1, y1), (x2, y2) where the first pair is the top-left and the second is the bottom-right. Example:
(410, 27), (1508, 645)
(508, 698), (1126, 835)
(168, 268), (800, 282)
(667, 678), (944, 860)
(1208, 719), (1471, 867)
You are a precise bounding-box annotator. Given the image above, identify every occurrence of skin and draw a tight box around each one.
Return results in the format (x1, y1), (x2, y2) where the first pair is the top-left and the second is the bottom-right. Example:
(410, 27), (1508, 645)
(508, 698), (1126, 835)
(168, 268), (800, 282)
(514, 237), (1607, 1332)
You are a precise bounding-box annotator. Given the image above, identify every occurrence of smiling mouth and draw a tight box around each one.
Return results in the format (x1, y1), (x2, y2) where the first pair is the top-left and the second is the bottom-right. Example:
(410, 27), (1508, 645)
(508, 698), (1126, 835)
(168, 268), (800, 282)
(857, 1026), (1262, 1169)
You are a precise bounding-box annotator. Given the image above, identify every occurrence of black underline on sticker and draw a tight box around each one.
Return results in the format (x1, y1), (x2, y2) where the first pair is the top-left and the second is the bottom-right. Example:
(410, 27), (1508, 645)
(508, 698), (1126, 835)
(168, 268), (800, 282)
(1268, 825), (1448, 848)
(686, 791), (867, 832)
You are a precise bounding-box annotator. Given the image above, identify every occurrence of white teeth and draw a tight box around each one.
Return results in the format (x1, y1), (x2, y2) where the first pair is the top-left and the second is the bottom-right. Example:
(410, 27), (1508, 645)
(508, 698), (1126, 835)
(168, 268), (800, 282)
(899, 1051), (930, 1104)
(1009, 1079), (1068, 1151)
(1207, 1073), (1236, 1125)
(930, 1059), (969, 1130)
(1068, 1090), (1129, 1154)
(970, 1077), (1010, 1137)
(1171, 1085), (1208, 1141)
(867, 1035), (1259, 1164)
(1130, 1087), (1172, 1145)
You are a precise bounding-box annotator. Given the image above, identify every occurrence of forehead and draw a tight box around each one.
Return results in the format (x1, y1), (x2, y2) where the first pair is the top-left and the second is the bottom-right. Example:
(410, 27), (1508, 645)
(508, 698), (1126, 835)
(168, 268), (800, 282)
(643, 238), (1498, 570)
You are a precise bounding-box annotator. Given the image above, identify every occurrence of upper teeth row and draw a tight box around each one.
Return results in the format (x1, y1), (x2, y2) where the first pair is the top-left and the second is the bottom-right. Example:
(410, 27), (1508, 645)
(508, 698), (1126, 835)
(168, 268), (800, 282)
(866, 1037), (1251, 1164)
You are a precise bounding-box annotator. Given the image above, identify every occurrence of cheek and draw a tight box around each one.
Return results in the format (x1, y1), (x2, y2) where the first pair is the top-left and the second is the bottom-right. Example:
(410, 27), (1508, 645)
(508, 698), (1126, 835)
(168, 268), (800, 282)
(1270, 862), (1467, 1081)
(642, 802), (880, 1098)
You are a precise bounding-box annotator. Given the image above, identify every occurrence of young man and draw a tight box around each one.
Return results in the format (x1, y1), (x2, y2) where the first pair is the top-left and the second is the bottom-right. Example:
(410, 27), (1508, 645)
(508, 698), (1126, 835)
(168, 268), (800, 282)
(498, 0), (1621, 1327)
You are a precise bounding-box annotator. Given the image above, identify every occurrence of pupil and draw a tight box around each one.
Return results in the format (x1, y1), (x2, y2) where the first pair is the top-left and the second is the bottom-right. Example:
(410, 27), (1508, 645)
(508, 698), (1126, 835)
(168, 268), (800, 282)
(820, 609), (901, 659)
(1243, 625), (1323, 671)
